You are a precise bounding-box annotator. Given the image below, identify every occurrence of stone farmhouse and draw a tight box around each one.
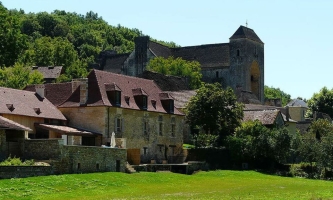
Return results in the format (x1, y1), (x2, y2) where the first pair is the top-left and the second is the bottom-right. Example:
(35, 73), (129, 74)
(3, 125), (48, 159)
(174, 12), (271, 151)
(97, 25), (265, 103)
(24, 69), (186, 165)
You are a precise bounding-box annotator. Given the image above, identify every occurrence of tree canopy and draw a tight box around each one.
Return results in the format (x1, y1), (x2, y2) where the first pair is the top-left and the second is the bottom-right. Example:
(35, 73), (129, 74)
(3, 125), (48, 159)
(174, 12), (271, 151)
(306, 87), (333, 118)
(146, 56), (202, 89)
(264, 85), (291, 106)
(185, 83), (244, 145)
(0, 3), (179, 88)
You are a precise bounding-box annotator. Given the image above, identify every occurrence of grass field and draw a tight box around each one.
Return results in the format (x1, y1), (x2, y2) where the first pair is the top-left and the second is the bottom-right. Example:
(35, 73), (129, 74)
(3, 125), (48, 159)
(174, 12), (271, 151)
(0, 170), (333, 199)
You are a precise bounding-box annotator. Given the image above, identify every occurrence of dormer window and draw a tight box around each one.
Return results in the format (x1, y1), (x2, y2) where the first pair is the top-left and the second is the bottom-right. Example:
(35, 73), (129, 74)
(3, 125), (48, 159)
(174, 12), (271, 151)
(159, 92), (175, 114)
(132, 88), (148, 110)
(105, 83), (122, 107)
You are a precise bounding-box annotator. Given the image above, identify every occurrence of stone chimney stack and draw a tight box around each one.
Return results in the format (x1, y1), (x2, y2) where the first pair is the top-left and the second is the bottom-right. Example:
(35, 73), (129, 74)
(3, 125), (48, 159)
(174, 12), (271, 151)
(35, 84), (45, 99)
(285, 106), (290, 122)
(72, 78), (88, 105)
(79, 78), (88, 105)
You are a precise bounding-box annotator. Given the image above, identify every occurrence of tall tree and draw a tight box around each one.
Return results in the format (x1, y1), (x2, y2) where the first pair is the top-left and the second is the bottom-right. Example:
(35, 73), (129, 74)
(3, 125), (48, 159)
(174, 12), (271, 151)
(306, 87), (333, 118)
(147, 56), (202, 89)
(264, 85), (291, 106)
(0, 4), (27, 67)
(185, 83), (244, 145)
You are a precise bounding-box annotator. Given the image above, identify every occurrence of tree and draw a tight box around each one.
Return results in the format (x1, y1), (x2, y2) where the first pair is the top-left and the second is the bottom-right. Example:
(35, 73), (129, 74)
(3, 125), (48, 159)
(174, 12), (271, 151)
(0, 63), (44, 89)
(227, 120), (294, 168)
(185, 83), (244, 146)
(306, 87), (333, 118)
(264, 85), (291, 106)
(0, 4), (27, 67)
(147, 56), (202, 89)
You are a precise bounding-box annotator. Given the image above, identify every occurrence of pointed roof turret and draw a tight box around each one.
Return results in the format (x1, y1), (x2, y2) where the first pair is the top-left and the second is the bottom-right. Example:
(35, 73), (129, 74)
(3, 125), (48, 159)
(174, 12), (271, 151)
(230, 25), (263, 44)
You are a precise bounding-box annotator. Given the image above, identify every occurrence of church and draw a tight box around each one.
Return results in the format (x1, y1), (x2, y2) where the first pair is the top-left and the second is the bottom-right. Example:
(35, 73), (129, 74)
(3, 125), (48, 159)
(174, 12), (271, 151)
(97, 25), (264, 103)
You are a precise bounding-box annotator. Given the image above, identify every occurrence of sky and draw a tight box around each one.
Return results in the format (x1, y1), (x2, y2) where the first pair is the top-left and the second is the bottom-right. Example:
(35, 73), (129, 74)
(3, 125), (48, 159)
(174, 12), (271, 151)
(2, 0), (333, 100)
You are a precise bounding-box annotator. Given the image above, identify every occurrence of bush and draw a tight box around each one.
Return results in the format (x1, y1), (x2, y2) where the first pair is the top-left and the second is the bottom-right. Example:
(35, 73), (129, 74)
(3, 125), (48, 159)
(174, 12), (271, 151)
(0, 156), (34, 166)
(289, 163), (317, 178)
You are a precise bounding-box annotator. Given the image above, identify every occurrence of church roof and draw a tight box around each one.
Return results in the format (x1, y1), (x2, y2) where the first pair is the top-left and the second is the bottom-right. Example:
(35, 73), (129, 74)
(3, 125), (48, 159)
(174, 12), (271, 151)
(230, 25), (263, 44)
(286, 99), (308, 107)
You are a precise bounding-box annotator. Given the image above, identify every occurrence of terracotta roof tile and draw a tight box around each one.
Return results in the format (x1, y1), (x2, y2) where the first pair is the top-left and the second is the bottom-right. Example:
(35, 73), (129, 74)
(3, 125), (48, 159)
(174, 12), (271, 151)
(35, 124), (101, 136)
(243, 110), (280, 125)
(24, 82), (73, 106)
(0, 116), (32, 131)
(59, 70), (184, 115)
(0, 87), (66, 120)
(32, 66), (63, 79)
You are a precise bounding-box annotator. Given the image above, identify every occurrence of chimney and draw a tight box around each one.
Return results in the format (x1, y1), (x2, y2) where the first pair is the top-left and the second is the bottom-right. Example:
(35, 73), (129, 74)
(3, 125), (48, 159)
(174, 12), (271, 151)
(285, 106), (289, 122)
(72, 78), (88, 105)
(35, 84), (45, 99)
(79, 78), (88, 105)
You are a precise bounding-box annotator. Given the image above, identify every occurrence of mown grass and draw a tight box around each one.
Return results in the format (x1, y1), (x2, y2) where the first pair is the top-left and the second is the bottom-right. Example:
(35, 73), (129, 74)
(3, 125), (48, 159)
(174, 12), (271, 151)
(0, 170), (333, 199)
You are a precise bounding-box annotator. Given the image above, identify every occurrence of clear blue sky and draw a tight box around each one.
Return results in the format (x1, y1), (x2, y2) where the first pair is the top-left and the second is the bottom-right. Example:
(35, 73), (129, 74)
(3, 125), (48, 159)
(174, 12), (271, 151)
(2, 0), (332, 100)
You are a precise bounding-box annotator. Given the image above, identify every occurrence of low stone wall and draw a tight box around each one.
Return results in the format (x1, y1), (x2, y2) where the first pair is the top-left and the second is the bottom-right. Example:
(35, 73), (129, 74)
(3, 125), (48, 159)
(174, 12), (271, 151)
(0, 166), (52, 179)
(22, 139), (63, 160)
(54, 145), (126, 174)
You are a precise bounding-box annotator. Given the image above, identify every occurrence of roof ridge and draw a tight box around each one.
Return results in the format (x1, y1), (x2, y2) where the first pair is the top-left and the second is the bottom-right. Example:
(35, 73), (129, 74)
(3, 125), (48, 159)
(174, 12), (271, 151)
(93, 69), (155, 83)
(171, 43), (229, 50)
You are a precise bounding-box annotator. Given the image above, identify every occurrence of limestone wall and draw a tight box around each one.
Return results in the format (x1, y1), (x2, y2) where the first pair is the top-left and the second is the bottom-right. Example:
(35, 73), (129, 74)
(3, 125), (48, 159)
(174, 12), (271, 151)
(55, 145), (126, 174)
(0, 166), (52, 179)
(22, 139), (62, 160)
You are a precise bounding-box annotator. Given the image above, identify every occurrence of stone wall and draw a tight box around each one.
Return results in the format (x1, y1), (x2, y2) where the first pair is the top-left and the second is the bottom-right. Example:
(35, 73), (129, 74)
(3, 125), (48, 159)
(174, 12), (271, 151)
(22, 139), (62, 160)
(0, 166), (52, 179)
(54, 145), (126, 174)
(109, 108), (184, 163)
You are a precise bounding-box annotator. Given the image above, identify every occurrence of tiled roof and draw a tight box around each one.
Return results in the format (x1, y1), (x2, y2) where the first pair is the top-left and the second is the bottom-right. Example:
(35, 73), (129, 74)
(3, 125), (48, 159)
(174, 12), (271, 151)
(230, 26), (264, 44)
(243, 110), (280, 125)
(0, 87), (66, 120)
(171, 43), (230, 68)
(59, 70), (184, 115)
(0, 116), (32, 131)
(149, 41), (172, 58)
(165, 90), (197, 109)
(139, 71), (190, 91)
(236, 90), (261, 104)
(244, 104), (279, 111)
(35, 123), (101, 136)
(287, 99), (308, 107)
(24, 82), (73, 106)
(32, 66), (63, 79)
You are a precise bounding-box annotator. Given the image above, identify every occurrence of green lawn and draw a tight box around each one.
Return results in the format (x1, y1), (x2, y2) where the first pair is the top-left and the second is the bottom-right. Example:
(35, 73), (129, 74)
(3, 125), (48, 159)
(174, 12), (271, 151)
(0, 170), (333, 199)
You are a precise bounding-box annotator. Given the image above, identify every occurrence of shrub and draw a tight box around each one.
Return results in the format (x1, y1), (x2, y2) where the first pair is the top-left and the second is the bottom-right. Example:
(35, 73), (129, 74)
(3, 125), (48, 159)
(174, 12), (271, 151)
(0, 156), (34, 166)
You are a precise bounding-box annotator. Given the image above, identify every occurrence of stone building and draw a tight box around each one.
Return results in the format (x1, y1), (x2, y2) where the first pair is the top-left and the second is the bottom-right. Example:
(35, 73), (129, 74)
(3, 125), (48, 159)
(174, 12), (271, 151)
(32, 66), (64, 83)
(98, 25), (264, 103)
(52, 69), (186, 164)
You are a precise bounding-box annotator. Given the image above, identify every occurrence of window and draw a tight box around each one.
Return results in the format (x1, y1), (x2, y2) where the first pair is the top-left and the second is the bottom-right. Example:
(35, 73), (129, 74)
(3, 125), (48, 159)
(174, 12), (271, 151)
(143, 121), (148, 135)
(169, 100), (174, 114)
(115, 91), (121, 106)
(77, 163), (81, 170)
(216, 71), (219, 78)
(171, 124), (175, 137)
(115, 117), (123, 133)
(142, 96), (147, 109)
(96, 163), (100, 170)
(159, 123), (163, 136)
(237, 49), (240, 56)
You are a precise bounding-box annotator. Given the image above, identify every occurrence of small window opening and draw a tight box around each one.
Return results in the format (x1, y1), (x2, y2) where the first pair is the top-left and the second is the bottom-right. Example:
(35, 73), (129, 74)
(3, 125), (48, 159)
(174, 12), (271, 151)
(77, 163), (81, 170)
(216, 71), (219, 78)
(142, 96), (147, 109)
(171, 124), (175, 137)
(237, 49), (240, 56)
(116, 118), (122, 132)
(251, 75), (254, 81)
(143, 147), (148, 155)
(96, 163), (100, 170)
(159, 123), (163, 136)
(143, 121), (148, 135)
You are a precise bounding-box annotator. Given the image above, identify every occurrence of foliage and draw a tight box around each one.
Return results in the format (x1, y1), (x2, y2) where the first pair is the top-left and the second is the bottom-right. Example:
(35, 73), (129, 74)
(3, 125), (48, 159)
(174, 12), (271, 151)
(185, 83), (244, 146)
(0, 3), (179, 88)
(1, 171), (333, 199)
(147, 56), (202, 89)
(306, 86), (333, 118)
(226, 120), (295, 168)
(264, 85), (291, 106)
(0, 156), (34, 166)
(0, 5), (27, 67)
(0, 63), (44, 89)
(298, 119), (333, 174)
(193, 133), (219, 148)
